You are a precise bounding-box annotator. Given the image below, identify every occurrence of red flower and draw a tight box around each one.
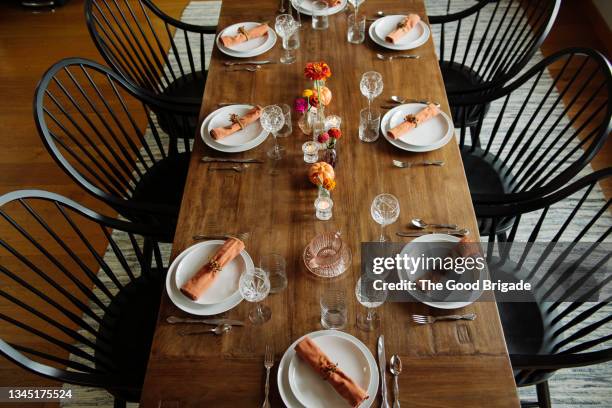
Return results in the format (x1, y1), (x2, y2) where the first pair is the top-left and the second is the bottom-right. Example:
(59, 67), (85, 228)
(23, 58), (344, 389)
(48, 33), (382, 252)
(309, 95), (320, 108)
(318, 132), (330, 143)
(328, 128), (342, 139)
(304, 62), (332, 81)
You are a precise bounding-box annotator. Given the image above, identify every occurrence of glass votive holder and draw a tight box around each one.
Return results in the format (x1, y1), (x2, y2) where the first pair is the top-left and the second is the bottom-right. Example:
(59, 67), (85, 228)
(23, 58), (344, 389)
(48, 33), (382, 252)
(324, 114), (342, 130)
(347, 14), (366, 44)
(314, 196), (333, 220)
(359, 108), (381, 142)
(302, 141), (319, 163)
(312, 1), (329, 30)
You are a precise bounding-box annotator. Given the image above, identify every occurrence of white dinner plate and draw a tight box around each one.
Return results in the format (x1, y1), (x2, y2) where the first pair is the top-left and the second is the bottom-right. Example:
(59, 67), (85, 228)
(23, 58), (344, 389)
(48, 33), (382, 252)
(165, 241), (254, 315)
(200, 104), (269, 153)
(216, 22), (277, 58)
(369, 16), (430, 51)
(288, 334), (371, 408)
(398, 234), (484, 309)
(278, 330), (378, 408)
(206, 105), (265, 147)
(174, 240), (244, 305)
(381, 103), (454, 152)
(292, 0), (348, 16)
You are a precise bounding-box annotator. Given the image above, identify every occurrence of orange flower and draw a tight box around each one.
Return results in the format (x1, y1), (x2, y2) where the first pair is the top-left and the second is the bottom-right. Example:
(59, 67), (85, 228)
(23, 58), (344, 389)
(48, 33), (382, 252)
(304, 62), (332, 81)
(313, 86), (332, 106)
(322, 178), (336, 191)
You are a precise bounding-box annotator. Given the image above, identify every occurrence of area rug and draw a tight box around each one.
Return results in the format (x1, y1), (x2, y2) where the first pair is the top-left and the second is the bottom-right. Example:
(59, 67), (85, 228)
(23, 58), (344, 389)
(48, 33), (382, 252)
(60, 1), (610, 406)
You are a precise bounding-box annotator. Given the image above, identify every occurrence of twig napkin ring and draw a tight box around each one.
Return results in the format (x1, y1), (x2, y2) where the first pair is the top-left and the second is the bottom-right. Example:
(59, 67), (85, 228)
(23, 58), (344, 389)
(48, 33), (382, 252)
(238, 26), (250, 41)
(405, 114), (419, 127)
(321, 362), (339, 380)
(397, 20), (408, 29)
(230, 113), (245, 130)
(207, 258), (222, 274)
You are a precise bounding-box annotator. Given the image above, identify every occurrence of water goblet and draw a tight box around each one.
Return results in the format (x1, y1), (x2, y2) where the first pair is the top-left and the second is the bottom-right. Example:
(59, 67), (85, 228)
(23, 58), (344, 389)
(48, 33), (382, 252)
(261, 105), (286, 160)
(275, 14), (299, 64)
(355, 277), (387, 331)
(259, 253), (287, 294)
(239, 267), (272, 325)
(370, 193), (400, 242)
(360, 71), (383, 116)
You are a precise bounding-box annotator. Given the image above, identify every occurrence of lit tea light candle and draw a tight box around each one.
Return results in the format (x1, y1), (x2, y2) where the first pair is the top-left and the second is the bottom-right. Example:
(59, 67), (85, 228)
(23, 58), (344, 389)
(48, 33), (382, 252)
(325, 115), (342, 130)
(302, 141), (319, 163)
(315, 196), (333, 220)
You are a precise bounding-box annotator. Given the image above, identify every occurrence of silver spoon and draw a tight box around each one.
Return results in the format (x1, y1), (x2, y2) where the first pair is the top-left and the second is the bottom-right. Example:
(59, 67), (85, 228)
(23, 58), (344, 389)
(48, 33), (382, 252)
(376, 53), (420, 61)
(366, 10), (385, 21)
(411, 218), (458, 230)
(389, 95), (441, 107)
(226, 65), (262, 72)
(390, 354), (402, 408)
(179, 324), (232, 336)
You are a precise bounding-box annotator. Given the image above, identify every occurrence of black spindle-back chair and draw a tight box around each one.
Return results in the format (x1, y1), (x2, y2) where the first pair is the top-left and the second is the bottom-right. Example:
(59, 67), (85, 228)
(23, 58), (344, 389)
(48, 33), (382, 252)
(0, 190), (169, 408)
(428, 0), (560, 129)
(34, 58), (194, 242)
(476, 169), (612, 408)
(453, 48), (611, 216)
(85, 0), (217, 136)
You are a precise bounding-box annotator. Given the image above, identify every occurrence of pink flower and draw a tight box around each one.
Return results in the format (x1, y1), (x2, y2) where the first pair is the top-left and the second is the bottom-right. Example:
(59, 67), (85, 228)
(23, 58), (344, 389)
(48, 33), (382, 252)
(318, 132), (330, 143)
(294, 97), (308, 114)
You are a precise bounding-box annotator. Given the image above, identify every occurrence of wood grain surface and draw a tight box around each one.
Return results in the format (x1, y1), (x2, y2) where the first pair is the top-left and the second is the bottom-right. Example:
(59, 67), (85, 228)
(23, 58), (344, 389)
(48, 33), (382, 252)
(140, 0), (519, 406)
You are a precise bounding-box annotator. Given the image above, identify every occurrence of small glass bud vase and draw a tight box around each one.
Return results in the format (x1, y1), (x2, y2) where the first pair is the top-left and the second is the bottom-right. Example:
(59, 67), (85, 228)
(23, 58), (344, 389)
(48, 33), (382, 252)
(315, 196), (333, 220)
(321, 147), (337, 168)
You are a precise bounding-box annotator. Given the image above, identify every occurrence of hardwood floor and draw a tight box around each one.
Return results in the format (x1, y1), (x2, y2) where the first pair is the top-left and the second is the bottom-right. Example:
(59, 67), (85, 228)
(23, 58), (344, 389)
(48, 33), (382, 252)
(0, 0), (609, 407)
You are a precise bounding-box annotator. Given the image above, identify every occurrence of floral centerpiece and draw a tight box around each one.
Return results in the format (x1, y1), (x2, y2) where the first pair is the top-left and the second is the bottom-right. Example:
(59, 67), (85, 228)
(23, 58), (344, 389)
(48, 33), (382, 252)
(295, 61), (332, 136)
(308, 161), (336, 197)
(317, 127), (342, 167)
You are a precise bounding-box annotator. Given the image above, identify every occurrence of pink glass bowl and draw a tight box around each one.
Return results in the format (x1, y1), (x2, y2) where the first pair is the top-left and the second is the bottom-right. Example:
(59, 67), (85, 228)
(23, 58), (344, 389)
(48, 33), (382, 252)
(303, 232), (352, 278)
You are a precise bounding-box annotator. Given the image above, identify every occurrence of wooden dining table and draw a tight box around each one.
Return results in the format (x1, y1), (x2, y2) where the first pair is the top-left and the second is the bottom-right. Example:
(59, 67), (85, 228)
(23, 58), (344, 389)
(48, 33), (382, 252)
(140, 0), (520, 406)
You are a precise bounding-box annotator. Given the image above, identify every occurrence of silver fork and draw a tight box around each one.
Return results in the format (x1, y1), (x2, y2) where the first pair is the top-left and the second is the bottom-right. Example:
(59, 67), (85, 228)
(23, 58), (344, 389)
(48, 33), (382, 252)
(226, 65), (262, 72)
(412, 313), (477, 324)
(208, 164), (250, 173)
(192, 232), (250, 242)
(392, 160), (444, 168)
(262, 345), (274, 408)
(376, 53), (420, 61)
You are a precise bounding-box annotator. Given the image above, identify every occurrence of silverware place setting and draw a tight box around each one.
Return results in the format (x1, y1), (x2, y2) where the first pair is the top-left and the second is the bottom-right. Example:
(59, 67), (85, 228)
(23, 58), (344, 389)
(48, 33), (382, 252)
(201, 156), (263, 163)
(396, 228), (470, 238)
(226, 65), (262, 72)
(378, 335), (391, 408)
(382, 96), (441, 109)
(261, 345), (274, 408)
(192, 231), (251, 242)
(412, 313), (477, 324)
(410, 218), (458, 230)
(208, 164), (250, 172)
(223, 60), (276, 66)
(166, 316), (245, 326)
(389, 354), (402, 408)
(376, 53), (420, 61)
(392, 159), (445, 168)
(366, 10), (386, 21)
(179, 323), (233, 336)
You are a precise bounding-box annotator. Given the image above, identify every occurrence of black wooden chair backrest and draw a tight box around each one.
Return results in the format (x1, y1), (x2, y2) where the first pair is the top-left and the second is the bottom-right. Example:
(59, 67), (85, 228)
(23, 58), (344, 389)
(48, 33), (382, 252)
(477, 169), (612, 384)
(428, 0), (560, 95)
(34, 58), (194, 223)
(85, 0), (216, 105)
(457, 48), (612, 204)
(0, 190), (166, 391)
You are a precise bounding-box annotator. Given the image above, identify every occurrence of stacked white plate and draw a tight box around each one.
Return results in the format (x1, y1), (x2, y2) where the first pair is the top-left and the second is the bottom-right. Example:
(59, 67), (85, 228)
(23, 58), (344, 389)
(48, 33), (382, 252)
(291, 0), (348, 16)
(278, 330), (379, 408)
(165, 240), (254, 315)
(369, 15), (430, 50)
(200, 104), (268, 153)
(398, 234), (485, 309)
(381, 103), (454, 152)
(216, 22), (277, 58)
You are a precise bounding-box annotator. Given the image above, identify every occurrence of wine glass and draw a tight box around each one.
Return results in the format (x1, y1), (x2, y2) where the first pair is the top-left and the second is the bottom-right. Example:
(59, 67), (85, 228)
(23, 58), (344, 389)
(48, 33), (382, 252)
(261, 105), (285, 160)
(355, 277), (387, 331)
(360, 71), (383, 116)
(239, 267), (271, 325)
(348, 0), (365, 19)
(275, 14), (299, 64)
(371, 193), (400, 242)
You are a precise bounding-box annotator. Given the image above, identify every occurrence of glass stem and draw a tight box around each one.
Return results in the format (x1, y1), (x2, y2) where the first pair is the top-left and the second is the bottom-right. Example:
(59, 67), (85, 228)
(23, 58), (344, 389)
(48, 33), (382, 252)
(366, 308), (373, 321)
(368, 98), (372, 119)
(380, 224), (385, 242)
(282, 37), (289, 50)
(273, 133), (280, 153)
(256, 302), (264, 318)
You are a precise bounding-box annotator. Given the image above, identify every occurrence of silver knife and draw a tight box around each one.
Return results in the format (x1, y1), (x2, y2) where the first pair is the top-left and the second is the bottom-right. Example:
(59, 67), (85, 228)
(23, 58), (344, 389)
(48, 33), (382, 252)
(166, 316), (245, 326)
(201, 156), (263, 163)
(396, 228), (470, 238)
(378, 335), (390, 408)
(223, 60), (275, 66)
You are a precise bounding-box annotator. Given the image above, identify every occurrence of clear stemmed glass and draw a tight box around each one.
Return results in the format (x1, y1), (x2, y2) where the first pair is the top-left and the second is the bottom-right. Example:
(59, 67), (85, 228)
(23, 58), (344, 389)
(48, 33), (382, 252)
(355, 277), (387, 331)
(275, 14), (299, 64)
(371, 193), (400, 242)
(360, 71), (383, 116)
(239, 267), (271, 325)
(348, 0), (365, 19)
(261, 105), (286, 160)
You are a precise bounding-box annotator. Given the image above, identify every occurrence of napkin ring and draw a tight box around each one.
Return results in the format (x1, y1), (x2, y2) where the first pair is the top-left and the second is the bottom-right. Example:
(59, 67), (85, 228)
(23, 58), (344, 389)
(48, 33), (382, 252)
(405, 114), (419, 127)
(238, 26), (250, 40)
(397, 20), (408, 29)
(207, 259), (222, 274)
(230, 113), (245, 130)
(321, 362), (339, 380)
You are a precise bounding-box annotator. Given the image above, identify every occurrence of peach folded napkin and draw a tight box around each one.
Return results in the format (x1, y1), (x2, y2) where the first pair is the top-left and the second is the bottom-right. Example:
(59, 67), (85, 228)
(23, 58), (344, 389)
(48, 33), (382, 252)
(385, 14), (421, 44)
(210, 105), (262, 140)
(179, 237), (245, 301)
(455, 236), (482, 260)
(220, 23), (269, 48)
(294, 336), (369, 408)
(387, 103), (440, 140)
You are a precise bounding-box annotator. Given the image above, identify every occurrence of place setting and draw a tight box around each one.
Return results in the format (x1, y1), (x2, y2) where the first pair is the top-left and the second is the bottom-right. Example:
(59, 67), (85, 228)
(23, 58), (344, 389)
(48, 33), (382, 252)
(291, 0), (349, 17)
(216, 21), (277, 59)
(369, 13), (430, 52)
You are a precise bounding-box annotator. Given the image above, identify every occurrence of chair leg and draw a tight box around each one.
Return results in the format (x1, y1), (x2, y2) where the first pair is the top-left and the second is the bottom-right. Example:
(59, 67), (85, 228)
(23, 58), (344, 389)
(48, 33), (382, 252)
(113, 398), (126, 408)
(536, 381), (552, 408)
